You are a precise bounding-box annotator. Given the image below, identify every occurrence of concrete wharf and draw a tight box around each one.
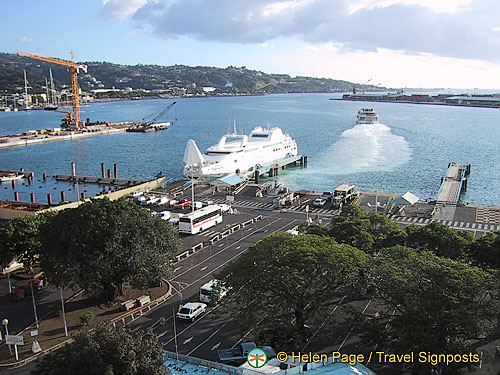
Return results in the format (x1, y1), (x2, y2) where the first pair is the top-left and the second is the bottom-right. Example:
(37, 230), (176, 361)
(436, 162), (470, 205)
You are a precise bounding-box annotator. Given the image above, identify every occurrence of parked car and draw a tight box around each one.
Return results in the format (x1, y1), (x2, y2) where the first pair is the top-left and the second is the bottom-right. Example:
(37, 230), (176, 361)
(219, 204), (230, 213)
(176, 302), (207, 321)
(191, 201), (203, 209)
(313, 198), (327, 207)
(154, 196), (170, 206)
(135, 195), (147, 204)
(320, 191), (333, 201)
(176, 199), (192, 209)
(156, 211), (171, 221)
(130, 191), (143, 198)
(167, 199), (179, 207)
(218, 342), (275, 366)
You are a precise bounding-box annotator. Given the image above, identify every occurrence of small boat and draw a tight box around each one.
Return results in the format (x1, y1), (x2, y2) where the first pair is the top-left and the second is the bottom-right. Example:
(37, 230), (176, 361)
(0, 172), (24, 182)
(44, 69), (58, 111)
(356, 108), (379, 124)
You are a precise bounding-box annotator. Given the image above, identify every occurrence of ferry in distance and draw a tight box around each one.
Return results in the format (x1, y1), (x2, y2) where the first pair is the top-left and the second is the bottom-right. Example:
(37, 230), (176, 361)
(183, 123), (298, 179)
(356, 108), (379, 124)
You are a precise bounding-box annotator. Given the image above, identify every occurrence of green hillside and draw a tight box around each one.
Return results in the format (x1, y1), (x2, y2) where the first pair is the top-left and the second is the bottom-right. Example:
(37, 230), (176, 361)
(0, 52), (381, 97)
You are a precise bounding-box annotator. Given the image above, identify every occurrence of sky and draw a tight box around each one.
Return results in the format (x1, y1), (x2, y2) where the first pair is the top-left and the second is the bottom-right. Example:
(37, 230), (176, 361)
(1, 0), (500, 89)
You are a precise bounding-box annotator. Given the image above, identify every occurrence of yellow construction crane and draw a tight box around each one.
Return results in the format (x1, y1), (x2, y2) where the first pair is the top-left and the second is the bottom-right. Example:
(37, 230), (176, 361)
(16, 50), (88, 128)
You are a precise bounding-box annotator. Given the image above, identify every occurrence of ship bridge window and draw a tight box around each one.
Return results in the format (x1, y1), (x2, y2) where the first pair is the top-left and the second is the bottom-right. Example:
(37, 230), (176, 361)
(205, 151), (231, 155)
(252, 134), (268, 138)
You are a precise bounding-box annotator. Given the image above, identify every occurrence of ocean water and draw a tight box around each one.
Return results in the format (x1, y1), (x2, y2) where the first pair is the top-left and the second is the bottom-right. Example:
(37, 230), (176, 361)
(0, 93), (498, 205)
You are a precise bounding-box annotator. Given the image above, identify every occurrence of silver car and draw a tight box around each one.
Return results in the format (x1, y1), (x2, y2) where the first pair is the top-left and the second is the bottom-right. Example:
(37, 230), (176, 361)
(176, 302), (207, 321)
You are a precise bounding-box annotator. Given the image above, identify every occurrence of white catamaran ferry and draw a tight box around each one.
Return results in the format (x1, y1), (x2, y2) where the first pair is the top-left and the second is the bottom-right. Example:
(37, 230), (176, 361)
(183, 123), (298, 179)
(356, 108), (379, 124)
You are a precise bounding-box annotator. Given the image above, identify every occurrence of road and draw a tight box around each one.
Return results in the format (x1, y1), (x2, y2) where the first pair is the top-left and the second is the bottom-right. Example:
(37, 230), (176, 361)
(0, 205), (325, 374)
(124, 208), (300, 360)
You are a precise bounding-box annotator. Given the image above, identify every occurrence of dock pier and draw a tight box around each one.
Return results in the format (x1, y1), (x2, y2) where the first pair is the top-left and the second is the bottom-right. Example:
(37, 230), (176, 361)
(432, 162), (470, 222)
(436, 162), (470, 206)
(54, 174), (144, 187)
(253, 155), (307, 184)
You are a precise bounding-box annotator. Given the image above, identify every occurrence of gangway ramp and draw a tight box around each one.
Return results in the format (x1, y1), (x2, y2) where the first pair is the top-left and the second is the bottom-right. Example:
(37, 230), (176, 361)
(436, 162), (470, 205)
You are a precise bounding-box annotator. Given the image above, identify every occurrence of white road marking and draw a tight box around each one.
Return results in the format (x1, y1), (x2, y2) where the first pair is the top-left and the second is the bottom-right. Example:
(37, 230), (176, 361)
(132, 325), (142, 333)
(337, 300), (371, 351)
(158, 330), (169, 338)
(174, 267), (182, 273)
(183, 337), (193, 344)
(173, 218), (284, 279)
(188, 322), (229, 356)
(200, 266), (207, 271)
(211, 342), (221, 351)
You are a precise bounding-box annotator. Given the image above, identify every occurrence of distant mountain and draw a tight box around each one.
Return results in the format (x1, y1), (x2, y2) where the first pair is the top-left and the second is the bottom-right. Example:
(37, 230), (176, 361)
(0, 52), (382, 97)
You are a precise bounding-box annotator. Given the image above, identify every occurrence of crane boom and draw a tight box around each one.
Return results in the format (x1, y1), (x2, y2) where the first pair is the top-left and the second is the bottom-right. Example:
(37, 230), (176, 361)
(16, 50), (88, 128)
(145, 101), (176, 124)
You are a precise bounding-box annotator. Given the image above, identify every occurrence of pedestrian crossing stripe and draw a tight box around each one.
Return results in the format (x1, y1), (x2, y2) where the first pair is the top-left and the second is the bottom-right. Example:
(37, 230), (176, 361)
(387, 215), (500, 232)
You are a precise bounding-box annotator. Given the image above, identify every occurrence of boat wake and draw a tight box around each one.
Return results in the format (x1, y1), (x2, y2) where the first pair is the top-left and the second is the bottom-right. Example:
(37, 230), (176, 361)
(319, 123), (412, 174)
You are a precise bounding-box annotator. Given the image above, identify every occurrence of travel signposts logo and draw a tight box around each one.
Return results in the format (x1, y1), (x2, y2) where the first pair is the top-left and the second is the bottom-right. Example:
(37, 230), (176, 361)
(247, 348), (268, 368)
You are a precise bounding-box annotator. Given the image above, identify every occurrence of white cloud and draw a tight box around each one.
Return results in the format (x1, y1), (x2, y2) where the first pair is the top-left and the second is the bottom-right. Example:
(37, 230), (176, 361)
(263, 0), (310, 16)
(292, 47), (500, 88)
(349, 0), (474, 14)
(101, 0), (148, 20)
(492, 26), (500, 32)
(17, 36), (32, 43)
(127, 0), (500, 62)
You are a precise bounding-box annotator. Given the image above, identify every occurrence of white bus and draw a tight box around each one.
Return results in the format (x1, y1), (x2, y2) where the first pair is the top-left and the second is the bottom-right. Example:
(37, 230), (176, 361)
(200, 279), (228, 303)
(178, 205), (223, 234)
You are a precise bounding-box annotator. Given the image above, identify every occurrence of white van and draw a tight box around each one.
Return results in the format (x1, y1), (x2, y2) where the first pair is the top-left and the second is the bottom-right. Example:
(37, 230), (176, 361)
(157, 211), (171, 221)
(200, 279), (228, 303)
(191, 201), (203, 210)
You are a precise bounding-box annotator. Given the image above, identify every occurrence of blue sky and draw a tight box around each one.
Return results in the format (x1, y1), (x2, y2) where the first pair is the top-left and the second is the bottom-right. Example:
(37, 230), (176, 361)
(2, 0), (500, 89)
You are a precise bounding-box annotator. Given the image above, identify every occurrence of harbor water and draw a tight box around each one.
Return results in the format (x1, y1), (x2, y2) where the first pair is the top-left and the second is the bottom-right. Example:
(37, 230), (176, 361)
(0, 93), (498, 205)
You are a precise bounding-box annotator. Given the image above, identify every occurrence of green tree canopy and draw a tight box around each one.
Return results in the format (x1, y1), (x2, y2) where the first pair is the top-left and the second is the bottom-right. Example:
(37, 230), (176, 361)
(329, 205), (375, 252)
(358, 246), (497, 372)
(38, 198), (180, 301)
(32, 325), (166, 375)
(328, 205), (406, 253)
(217, 233), (369, 349)
(0, 214), (48, 272)
(404, 221), (474, 260)
(468, 230), (500, 270)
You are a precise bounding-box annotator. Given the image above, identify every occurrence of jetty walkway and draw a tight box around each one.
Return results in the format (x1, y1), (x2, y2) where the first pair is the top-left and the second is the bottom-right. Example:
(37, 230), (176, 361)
(436, 162), (470, 205)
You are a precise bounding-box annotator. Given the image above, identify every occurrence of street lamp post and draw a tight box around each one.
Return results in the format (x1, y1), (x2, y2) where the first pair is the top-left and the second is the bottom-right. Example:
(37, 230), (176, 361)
(2, 318), (16, 359)
(60, 287), (68, 336)
(29, 281), (39, 328)
(191, 167), (195, 213)
(7, 271), (12, 293)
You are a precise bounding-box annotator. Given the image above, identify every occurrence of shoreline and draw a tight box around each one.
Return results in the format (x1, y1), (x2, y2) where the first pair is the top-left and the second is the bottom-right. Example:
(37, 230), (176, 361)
(0, 126), (129, 149)
(334, 98), (500, 109)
